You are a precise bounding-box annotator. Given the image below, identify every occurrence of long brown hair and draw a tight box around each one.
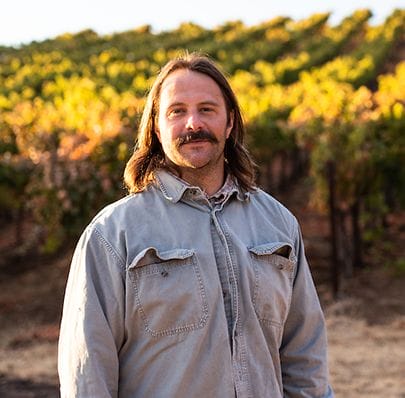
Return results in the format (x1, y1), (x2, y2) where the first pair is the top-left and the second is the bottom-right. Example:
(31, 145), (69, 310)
(124, 53), (257, 193)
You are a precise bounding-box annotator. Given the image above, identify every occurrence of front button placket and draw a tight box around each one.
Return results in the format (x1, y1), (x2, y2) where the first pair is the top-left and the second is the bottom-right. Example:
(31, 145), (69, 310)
(211, 204), (250, 397)
(210, 208), (233, 342)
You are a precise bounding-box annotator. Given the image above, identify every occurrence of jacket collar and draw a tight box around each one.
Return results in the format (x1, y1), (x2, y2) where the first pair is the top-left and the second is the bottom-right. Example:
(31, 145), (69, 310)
(154, 169), (250, 204)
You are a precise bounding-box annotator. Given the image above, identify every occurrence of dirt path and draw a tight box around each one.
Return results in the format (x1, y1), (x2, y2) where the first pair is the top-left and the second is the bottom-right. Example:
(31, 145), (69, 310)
(0, 179), (404, 397)
(0, 246), (66, 398)
(325, 267), (405, 397)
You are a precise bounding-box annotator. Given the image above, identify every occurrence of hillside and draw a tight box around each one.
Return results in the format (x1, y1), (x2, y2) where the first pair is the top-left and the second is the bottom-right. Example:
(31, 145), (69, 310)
(1, 9), (404, 286)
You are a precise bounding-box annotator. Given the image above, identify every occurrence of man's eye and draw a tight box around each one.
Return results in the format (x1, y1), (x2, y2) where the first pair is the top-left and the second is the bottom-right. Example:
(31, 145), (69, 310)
(200, 107), (214, 113)
(169, 108), (185, 116)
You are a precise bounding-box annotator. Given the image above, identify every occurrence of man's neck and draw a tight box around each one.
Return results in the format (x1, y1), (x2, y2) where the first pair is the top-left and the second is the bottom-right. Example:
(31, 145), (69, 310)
(176, 166), (226, 196)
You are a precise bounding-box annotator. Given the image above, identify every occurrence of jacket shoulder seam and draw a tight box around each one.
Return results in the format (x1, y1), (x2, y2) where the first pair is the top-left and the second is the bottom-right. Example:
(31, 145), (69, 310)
(93, 227), (126, 272)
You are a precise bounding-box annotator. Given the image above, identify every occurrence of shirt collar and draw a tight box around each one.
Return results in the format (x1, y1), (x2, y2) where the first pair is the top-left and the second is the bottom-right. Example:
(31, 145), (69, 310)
(154, 169), (249, 204)
(208, 173), (237, 205)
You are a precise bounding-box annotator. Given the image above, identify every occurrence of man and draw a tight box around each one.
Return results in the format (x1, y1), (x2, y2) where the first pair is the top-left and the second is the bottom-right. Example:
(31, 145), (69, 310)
(58, 53), (334, 397)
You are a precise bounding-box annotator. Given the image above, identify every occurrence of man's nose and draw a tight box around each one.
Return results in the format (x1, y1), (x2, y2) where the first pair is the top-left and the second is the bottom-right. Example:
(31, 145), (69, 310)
(185, 111), (203, 131)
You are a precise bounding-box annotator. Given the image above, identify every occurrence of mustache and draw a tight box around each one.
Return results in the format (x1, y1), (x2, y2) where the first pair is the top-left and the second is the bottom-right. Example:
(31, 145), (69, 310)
(176, 130), (219, 146)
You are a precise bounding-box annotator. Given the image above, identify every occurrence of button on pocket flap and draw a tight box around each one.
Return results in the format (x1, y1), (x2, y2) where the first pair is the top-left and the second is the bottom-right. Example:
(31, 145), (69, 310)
(249, 242), (294, 272)
(129, 247), (195, 270)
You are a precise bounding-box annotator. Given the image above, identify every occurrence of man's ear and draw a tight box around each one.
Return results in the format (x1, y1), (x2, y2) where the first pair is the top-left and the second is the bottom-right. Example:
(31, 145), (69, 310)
(155, 128), (161, 143)
(226, 111), (234, 139)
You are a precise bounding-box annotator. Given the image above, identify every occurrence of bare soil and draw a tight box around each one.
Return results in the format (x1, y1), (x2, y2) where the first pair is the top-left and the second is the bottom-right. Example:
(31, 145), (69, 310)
(0, 179), (404, 397)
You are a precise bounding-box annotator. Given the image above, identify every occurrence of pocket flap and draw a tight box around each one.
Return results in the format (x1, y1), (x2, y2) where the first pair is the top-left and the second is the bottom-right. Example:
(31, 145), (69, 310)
(249, 242), (295, 272)
(248, 242), (293, 259)
(129, 247), (195, 270)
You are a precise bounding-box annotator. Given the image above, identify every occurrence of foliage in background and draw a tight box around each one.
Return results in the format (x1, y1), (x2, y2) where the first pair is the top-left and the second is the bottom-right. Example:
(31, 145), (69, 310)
(0, 9), (404, 268)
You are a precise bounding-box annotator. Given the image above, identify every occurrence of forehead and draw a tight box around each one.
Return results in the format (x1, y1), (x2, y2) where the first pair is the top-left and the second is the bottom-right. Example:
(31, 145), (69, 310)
(159, 69), (225, 107)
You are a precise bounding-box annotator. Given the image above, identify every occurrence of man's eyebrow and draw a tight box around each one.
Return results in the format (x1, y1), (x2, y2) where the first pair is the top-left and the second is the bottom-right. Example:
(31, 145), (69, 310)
(199, 100), (220, 107)
(167, 101), (186, 108)
(167, 100), (220, 108)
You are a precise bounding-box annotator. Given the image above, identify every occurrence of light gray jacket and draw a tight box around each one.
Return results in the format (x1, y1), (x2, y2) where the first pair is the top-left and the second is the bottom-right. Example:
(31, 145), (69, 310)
(58, 170), (333, 397)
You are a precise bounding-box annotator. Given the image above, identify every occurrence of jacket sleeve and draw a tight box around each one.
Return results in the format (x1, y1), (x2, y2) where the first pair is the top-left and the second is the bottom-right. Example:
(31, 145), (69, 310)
(280, 220), (334, 398)
(58, 225), (126, 398)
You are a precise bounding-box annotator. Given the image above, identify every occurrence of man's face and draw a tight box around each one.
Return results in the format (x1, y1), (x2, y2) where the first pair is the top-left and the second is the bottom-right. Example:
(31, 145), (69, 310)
(156, 69), (233, 174)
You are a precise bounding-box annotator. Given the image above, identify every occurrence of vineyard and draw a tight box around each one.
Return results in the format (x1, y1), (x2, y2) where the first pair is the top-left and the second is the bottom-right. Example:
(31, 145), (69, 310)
(1, 9), (404, 293)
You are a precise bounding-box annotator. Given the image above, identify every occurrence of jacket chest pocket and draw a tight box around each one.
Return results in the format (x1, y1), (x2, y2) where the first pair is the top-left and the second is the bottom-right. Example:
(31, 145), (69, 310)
(248, 243), (295, 328)
(128, 247), (208, 337)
